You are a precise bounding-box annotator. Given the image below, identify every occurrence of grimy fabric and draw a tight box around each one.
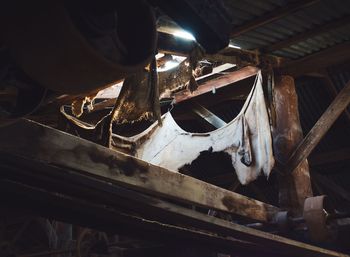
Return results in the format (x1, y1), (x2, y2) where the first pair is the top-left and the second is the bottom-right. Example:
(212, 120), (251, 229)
(112, 71), (275, 185)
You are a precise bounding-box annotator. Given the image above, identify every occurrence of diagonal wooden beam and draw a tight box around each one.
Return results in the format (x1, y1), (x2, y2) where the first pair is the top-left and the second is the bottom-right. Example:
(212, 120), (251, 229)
(230, 0), (321, 38)
(284, 79), (350, 174)
(263, 15), (350, 53)
(190, 101), (227, 129)
(279, 41), (350, 77)
(174, 66), (259, 103)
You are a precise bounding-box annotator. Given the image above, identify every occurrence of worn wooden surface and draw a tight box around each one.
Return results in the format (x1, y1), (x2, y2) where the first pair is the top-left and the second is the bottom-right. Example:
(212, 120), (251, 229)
(285, 79), (350, 174)
(0, 119), (279, 222)
(272, 75), (313, 215)
(174, 66), (259, 103)
(0, 171), (347, 257)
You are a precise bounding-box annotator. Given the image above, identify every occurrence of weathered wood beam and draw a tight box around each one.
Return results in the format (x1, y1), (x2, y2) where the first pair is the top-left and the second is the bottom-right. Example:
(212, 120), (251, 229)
(190, 101), (227, 129)
(263, 15), (350, 53)
(284, 79), (350, 174)
(272, 75), (313, 215)
(230, 0), (321, 38)
(0, 176), (346, 257)
(0, 119), (280, 222)
(279, 41), (350, 77)
(174, 66), (259, 103)
(309, 148), (350, 166)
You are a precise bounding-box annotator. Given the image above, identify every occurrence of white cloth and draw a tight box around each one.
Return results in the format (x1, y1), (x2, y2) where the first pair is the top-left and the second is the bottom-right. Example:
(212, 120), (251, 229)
(112, 71), (274, 185)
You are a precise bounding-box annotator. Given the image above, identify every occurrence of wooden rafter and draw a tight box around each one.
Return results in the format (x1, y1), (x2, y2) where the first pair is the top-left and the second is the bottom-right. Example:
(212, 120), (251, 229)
(263, 15), (350, 53)
(284, 79), (350, 174)
(174, 66), (259, 103)
(230, 0), (321, 38)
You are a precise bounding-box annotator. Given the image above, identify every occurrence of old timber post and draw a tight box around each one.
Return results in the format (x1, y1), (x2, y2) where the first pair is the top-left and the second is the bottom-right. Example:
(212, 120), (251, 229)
(272, 75), (313, 215)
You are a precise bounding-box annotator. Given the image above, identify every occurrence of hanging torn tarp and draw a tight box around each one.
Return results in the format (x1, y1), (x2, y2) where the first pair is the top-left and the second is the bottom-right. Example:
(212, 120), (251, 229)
(111, 71), (275, 185)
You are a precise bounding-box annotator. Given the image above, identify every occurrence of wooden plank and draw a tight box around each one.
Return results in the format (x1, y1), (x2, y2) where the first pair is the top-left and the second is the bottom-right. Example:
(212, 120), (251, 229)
(279, 41), (350, 77)
(230, 0), (321, 37)
(309, 148), (350, 166)
(190, 102), (227, 128)
(285, 79), (350, 174)
(263, 15), (350, 53)
(0, 119), (279, 222)
(174, 66), (259, 103)
(272, 75), (313, 215)
(1, 178), (347, 257)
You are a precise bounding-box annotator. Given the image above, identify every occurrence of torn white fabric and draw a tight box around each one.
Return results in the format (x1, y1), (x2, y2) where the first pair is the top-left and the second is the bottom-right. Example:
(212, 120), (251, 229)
(112, 71), (274, 185)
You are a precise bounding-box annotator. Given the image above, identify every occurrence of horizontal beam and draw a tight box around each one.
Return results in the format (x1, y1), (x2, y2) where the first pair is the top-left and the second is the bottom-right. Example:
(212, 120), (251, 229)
(284, 79), (350, 174)
(230, 0), (321, 38)
(174, 66), (259, 103)
(279, 41), (350, 77)
(0, 176), (346, 257)
(263, 15), (350, 53)
(0, 119), (279, 222)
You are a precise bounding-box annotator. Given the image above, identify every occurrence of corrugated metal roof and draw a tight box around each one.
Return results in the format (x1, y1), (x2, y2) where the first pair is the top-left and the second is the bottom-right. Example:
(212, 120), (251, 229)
(224, 0), (350, 58)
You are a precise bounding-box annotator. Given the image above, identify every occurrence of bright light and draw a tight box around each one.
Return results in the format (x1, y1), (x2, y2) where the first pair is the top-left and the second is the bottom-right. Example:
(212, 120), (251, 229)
(172, 30), (196, 41)
(228, 43), (241, 49)
(158, 60), (180, 72)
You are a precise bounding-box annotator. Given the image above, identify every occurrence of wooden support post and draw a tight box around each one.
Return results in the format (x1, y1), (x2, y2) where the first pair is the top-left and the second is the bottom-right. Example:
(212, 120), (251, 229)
(285, 79), (350, 174)
(272, 75), (313, 215)
(0, 119), (280, 223)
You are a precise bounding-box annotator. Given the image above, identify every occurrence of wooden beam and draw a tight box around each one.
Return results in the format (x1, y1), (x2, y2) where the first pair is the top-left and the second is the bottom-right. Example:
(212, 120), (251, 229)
(309, 148), (350, 166)
(263, 15), (350, 53)
(190, 102), (227, 129)
(272, 75), (313, 215)
(0, 119), (280, 222)
(230, 0), (321, 38)
(174, 66), (259, 103)
(0, 176), (347, 257)
(284, 79), (350, 174)
(279, 41), (350, 77)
